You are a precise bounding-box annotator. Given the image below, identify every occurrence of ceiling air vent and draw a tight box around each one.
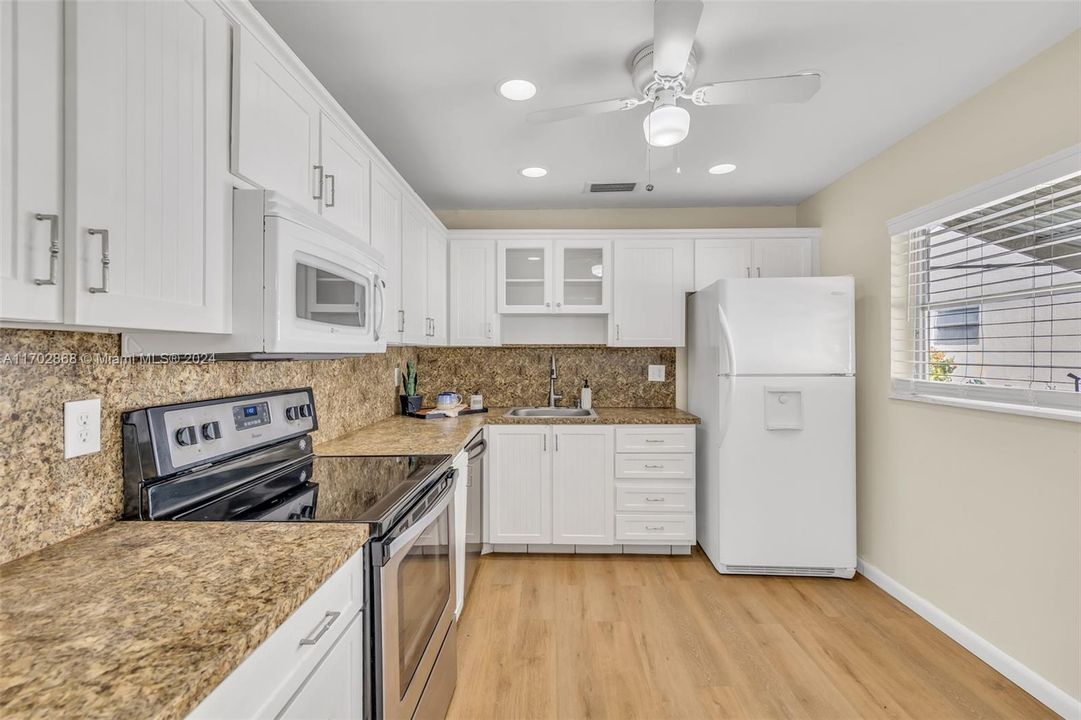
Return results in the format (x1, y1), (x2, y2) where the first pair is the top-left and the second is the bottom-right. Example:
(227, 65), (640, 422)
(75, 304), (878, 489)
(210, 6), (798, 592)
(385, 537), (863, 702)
(588, 182), (637, 193)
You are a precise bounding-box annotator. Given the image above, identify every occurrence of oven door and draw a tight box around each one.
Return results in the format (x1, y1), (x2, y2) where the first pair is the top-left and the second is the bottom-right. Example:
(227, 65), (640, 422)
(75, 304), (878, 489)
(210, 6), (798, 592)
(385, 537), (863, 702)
(378, 474), (457, 720)
(264, 214), (386, 354)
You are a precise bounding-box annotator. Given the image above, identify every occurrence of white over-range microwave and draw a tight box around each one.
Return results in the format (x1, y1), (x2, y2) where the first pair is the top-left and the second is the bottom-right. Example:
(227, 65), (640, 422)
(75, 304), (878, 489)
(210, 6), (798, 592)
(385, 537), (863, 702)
(123, 189), (387, 359)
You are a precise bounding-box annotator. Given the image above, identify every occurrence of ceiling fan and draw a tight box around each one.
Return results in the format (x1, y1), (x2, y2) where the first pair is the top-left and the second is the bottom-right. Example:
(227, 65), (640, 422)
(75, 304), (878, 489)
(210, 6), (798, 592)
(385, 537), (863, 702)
(527, 0), (821, 148)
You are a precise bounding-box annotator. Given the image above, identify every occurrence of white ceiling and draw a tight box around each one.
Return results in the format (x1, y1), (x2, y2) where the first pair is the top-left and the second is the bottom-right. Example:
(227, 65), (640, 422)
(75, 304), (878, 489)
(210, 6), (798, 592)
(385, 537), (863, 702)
(253, 1), (1080, 210)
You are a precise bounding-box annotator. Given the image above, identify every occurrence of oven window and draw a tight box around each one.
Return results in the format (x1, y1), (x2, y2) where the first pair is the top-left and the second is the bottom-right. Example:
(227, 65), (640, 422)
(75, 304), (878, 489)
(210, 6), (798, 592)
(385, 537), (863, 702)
(397, 505), (451, 697)
(295, 263), (368, 327)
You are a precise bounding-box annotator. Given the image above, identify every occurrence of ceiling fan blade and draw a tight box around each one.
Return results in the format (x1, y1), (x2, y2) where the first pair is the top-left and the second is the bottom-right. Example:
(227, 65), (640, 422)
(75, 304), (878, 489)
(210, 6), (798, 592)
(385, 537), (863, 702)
(653, 0), (703, 77)
(690, 72), (821, 106)
(527, 97), (642, 124)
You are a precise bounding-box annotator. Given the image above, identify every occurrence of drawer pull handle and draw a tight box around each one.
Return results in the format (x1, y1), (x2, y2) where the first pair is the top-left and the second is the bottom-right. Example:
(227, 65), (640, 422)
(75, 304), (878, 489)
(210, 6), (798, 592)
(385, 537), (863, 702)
(644, 497), (665, 502)
(643, 439), (664, 443)
(644, 464), (665, 469)
(645, 525), (665, 531)
(299, 610), (341, 646)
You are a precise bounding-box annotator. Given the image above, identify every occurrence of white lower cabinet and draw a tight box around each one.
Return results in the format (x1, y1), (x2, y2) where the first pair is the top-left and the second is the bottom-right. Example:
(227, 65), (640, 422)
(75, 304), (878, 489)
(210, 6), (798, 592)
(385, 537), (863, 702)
(488, 424), (695, 550)
(189, 548), (364, 720)
(488, 425), (552, 544)
(552, 426), (614, 545)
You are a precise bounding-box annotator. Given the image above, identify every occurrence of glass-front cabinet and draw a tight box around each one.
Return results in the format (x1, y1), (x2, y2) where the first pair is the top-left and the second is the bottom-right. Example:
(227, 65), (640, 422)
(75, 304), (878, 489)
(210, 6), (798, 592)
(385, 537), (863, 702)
(497, 237), (609, 314)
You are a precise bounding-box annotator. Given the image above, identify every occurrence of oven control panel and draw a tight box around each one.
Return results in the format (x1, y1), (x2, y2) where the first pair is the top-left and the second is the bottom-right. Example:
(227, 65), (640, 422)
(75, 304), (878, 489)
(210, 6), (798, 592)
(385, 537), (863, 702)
(149, 389), (317, 474)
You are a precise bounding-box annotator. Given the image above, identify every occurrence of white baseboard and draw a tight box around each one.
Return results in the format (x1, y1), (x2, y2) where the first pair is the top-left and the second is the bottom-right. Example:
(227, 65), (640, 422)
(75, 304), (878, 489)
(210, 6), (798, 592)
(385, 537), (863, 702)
(857, 558), (1080, 720)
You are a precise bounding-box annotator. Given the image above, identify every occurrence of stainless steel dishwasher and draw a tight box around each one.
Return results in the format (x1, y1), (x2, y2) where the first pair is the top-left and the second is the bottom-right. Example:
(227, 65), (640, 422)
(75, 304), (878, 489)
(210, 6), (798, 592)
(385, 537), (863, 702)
(463, 433), (487, 599)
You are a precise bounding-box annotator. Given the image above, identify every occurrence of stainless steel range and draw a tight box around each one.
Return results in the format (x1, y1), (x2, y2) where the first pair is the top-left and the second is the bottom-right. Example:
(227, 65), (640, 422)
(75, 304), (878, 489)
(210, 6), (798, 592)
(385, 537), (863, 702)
(121, 388), (458, 720)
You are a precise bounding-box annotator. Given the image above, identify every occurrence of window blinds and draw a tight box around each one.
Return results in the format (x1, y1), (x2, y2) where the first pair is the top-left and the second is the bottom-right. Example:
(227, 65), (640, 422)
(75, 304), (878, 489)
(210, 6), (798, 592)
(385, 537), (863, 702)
(891, 172), (1081, 413)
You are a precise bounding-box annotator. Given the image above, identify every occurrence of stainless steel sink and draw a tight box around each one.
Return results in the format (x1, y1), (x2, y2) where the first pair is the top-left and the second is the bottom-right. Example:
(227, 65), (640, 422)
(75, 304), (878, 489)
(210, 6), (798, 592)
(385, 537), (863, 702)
(504, 407), (598, 418)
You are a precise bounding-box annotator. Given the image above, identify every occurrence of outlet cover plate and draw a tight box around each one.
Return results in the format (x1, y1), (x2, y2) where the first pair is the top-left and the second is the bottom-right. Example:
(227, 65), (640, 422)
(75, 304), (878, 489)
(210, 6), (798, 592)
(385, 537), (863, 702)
(648, 365), (665, 382)
(64, 398), (101, 459)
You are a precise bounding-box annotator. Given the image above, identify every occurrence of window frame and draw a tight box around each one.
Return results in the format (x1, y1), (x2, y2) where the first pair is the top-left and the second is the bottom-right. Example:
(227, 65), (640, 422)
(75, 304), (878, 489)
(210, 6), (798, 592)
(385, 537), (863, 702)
(887, 145), (1081, 423)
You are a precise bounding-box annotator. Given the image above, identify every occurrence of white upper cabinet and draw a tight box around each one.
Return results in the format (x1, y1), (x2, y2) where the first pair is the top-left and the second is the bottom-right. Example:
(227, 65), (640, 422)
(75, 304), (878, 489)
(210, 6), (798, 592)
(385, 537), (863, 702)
(449, 239), (498, 345)
(611, 238), (693, 347)
(552, 426), (614, 545)
(693, 238), (755, 287)
(695, 233), (818, 289)
(426, 224), (448, 345)
(497, 236), (609, 314)
(400, 201), (429, 344)
(753, 236), (816, 278)
(498, 238), (553, 313)
(68, 0), (230, 331)
(318, 113), (371, 245)
(554, 238), (610, 313)
(370, 164), (402, 343)
(232, 25), (321, 214)
(1, 0), (64, 323)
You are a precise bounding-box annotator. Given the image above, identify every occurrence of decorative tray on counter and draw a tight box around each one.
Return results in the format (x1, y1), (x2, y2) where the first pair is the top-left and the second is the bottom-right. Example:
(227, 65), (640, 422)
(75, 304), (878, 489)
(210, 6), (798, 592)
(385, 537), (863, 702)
(404, 405), (489, 420)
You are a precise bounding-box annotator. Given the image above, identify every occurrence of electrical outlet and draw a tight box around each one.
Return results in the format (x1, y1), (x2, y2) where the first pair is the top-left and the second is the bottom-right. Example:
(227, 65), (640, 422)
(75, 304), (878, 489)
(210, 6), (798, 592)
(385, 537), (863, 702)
(648, 365), (666, 382)
(64, 399), (101, 459)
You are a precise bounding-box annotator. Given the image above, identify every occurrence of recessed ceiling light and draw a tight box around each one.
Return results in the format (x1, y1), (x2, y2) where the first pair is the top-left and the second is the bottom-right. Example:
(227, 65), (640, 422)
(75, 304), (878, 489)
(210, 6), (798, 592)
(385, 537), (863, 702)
(527, 256), (541, 261)
(499, 79), (537, 101)
(708, 163), (737, 175)
(520, 166), (548, 178)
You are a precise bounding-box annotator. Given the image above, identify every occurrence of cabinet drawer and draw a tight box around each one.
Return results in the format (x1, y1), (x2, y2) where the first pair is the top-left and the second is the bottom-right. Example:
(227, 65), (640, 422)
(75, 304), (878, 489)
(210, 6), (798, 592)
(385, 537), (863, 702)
(615, 454), (694, 479)
(616, 484), (695, 512)
(615, 426), (696, 453)
(189, 548), (365, 719)
(616, 514), (695, 543)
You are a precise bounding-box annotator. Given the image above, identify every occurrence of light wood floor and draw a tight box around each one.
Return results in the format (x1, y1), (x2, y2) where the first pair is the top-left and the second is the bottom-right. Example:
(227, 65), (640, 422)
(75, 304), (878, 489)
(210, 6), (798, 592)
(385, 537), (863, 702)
(446, 550), (1054, 720)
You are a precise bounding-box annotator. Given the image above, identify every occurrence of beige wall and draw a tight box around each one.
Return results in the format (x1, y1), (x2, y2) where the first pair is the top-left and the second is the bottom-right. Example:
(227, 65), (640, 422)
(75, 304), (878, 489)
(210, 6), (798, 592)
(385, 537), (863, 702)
(437, 205), (797, 230)
(797, 31), (1081, 701)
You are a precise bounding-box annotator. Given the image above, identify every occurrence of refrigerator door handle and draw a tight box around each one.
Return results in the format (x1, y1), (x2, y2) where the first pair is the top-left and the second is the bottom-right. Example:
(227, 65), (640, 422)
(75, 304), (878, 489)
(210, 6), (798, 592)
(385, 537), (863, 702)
(717, 304), (737, 375)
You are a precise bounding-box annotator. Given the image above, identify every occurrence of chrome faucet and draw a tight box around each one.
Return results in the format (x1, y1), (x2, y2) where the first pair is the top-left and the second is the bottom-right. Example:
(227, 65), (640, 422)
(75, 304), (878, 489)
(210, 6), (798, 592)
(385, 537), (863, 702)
(548, 354), (562, 407)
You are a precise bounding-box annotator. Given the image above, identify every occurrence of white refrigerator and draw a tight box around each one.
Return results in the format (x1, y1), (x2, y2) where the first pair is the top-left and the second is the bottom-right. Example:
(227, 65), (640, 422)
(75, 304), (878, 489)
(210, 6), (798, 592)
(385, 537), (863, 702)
(688, 277), (856, 578)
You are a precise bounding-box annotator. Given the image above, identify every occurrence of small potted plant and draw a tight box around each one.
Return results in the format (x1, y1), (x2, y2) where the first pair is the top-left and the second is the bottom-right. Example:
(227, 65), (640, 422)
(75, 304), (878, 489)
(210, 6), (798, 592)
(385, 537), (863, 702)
(400, 360), (422, 414)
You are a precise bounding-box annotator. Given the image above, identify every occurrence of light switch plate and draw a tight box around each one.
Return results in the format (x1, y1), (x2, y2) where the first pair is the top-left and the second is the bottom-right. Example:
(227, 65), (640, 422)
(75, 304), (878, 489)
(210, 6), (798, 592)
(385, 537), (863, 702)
(648, 365), (665, 382)
(393, 367), (402, 388)
(64, 398), (101, 459)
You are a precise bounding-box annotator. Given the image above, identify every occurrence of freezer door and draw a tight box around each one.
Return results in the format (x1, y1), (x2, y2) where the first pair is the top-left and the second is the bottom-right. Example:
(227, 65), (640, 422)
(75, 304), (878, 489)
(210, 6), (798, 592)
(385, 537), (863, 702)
(716, 277), (855, 376)
(711, 375), (856, 571)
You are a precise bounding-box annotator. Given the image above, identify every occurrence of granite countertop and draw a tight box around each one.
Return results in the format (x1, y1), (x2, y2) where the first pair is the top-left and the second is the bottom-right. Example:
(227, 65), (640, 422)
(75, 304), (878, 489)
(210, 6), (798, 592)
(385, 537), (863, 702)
(0, 521), (369, 720)
(315, 407), (699, 457)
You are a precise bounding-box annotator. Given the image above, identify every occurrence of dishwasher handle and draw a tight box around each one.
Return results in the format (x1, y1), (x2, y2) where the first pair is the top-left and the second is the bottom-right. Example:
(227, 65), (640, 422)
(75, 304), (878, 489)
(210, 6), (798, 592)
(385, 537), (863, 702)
(465, 437), (487, 461)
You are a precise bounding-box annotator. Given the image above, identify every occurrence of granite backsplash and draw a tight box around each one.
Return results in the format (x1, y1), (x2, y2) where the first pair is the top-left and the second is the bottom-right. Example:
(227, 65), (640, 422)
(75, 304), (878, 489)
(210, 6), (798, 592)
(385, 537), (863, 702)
(0, 329), (416, 563)
(416, 345), (676, 408)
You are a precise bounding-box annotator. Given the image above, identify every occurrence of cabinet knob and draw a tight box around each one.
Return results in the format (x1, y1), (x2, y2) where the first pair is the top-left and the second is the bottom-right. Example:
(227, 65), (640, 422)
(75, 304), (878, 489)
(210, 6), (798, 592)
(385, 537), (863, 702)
(545, 302), (550, 308)
(556, 302), (562, 307)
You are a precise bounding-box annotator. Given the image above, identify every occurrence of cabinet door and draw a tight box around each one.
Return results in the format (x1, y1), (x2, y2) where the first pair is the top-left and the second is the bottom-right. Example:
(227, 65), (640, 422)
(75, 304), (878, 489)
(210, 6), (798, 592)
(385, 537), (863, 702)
(233, 25), (320, 213)
(319, 113), (371, 245)
(68, 0), (230, 331)
(694, 238), (754, 290)
(371, 165), (402, 342)
(399, 201), (428, 344)
(278, 612), (364, 720)
(448, 239), (497, 345)
(753, 237), (815, 278)
(497, 238), (552, 313)
(552, 426), (614, 545)
(489, 426), (551, 544)
(426, 225), (447, 345)
(611, 239), (693, 347)
(1, 0), (64, 322)
(554, 238), (609, 314)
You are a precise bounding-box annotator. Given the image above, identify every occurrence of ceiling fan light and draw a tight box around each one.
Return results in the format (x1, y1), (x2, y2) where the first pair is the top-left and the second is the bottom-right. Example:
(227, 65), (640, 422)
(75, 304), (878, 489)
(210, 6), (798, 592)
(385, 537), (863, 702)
(643, 104), (690, 147)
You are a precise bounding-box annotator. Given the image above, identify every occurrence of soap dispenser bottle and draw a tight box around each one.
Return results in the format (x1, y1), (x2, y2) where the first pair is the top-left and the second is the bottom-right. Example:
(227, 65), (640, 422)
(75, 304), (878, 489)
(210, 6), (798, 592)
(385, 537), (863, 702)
(580, 379), (592, 411)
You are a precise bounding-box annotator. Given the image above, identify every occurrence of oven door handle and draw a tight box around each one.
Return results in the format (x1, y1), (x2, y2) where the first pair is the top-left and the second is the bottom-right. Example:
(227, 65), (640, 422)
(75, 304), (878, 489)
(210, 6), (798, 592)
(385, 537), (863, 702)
(382, 473), (456, 563)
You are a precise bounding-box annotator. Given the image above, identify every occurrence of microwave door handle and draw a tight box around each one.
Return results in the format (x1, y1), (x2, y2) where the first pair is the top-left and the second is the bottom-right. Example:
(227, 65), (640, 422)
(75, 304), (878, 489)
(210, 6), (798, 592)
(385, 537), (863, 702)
(382, 477), (455, 563)
(373, 276), (385, 341)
